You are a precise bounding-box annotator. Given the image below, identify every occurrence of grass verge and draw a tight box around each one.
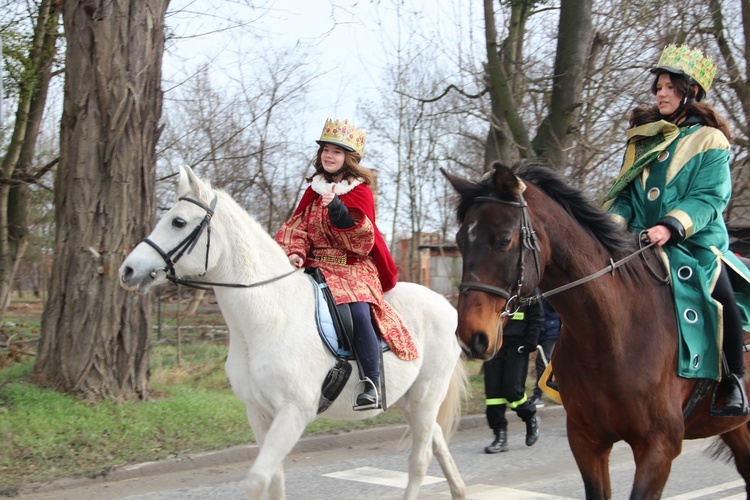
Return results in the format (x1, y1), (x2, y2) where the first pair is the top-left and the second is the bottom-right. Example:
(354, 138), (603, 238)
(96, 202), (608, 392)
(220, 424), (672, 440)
(0, 337), (487, 496)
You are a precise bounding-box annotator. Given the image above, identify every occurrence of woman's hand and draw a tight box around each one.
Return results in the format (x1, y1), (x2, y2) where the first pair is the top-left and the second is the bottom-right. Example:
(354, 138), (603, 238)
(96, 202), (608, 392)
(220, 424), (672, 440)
(646, 224), (671, 247)
(321, 185), (336, 207)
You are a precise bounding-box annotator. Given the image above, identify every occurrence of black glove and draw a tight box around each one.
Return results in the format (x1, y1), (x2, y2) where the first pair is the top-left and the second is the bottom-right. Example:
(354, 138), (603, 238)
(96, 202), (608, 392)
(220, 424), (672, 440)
(518, 342), (537, 354)
(327, 196), (355, 229)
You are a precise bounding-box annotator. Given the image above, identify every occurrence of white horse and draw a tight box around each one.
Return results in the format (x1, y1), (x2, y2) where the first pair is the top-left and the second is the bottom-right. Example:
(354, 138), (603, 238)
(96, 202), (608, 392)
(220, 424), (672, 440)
(118, 166), (468, 499)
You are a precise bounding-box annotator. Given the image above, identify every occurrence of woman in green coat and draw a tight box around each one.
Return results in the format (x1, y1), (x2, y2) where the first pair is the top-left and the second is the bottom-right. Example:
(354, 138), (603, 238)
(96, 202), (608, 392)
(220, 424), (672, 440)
(604, 45), (750, 416)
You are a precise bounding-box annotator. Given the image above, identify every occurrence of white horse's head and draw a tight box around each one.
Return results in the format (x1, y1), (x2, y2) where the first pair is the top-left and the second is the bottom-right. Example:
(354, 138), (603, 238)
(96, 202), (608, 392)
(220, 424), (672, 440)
(119, 166), (218, 294)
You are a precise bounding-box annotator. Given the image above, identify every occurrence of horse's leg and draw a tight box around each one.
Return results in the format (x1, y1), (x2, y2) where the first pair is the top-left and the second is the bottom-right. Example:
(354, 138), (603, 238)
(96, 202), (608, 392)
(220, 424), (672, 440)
(567, 418), (613, 499)
(629, 434), (680, 500)
(399, 399), (435, 500)
(431, 423), (466, 499)
(243, 405), (309, 500)
(719, 423), (750, 496)
(400, 377), (466, 500)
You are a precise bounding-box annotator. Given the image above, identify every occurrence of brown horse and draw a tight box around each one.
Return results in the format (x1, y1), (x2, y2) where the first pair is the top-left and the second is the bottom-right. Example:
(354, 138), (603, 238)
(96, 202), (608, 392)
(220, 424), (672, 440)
(443, 160), (750, 499)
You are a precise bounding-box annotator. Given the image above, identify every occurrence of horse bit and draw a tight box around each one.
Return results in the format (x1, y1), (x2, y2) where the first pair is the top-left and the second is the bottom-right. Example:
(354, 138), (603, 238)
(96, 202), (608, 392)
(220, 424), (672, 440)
(141, 196), (299, 290)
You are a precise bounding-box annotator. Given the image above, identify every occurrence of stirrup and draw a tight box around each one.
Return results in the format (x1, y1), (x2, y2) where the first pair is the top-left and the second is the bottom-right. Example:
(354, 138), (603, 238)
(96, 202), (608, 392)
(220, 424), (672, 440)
(353, 377), (381, 411)
(710, 373), (749, 417)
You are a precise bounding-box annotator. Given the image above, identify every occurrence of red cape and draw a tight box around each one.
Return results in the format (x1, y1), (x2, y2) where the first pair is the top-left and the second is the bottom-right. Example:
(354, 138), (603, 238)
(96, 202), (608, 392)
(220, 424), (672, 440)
(294, 183), (398, 291)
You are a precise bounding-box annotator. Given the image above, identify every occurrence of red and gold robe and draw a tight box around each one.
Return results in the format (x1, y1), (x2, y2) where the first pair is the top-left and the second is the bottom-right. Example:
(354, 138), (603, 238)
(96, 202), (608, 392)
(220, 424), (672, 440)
(275, 175), (418, 360)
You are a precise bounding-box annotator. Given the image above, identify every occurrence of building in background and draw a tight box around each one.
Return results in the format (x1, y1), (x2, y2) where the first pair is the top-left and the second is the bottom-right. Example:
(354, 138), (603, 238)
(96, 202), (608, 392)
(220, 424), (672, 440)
(392, 232), (461, 299)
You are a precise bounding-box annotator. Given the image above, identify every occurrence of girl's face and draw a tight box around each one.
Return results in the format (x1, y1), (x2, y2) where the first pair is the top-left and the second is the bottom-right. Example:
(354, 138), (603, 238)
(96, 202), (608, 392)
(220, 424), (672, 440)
(321, 143), (346, 176)
(655, 73), (683, 116)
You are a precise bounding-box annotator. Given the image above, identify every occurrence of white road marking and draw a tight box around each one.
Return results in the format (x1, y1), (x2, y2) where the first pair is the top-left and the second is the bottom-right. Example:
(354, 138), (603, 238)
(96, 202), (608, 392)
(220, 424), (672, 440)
(324, 467), (744, 499)
(664, 479), (745, 499)
(322, 466), (445, 488)
(454, 483), (578, 499)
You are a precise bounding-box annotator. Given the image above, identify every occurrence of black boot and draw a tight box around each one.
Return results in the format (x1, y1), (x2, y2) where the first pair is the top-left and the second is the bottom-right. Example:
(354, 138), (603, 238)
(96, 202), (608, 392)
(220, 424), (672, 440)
(355, 378), (379, 409)
(721, 373), (749, 416)
(525, 415), (540, 446)
(484, 428), (507, 453)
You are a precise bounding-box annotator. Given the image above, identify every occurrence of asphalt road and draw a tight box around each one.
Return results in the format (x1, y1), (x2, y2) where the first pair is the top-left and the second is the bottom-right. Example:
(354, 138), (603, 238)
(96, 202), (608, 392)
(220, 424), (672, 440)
(17, 405), (748, 499)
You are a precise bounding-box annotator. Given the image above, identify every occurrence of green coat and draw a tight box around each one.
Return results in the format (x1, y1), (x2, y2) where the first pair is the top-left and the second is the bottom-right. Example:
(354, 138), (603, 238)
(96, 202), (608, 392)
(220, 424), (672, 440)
(605, 120), (750, 380)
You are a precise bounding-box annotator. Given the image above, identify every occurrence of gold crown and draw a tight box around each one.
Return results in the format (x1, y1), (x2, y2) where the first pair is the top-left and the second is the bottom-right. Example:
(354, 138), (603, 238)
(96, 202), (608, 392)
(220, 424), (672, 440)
(316, 118), (366, 156)
(653, 44), (717, 94)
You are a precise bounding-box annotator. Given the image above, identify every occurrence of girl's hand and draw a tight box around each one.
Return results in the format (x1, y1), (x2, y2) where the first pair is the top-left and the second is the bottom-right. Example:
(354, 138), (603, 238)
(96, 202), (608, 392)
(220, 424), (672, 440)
(289, 254), (304, 268)
(321, 185), (336, 207)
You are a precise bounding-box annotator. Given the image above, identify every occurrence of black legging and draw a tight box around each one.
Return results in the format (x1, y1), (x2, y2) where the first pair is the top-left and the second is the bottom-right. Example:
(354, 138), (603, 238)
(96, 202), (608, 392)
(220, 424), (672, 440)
(712, 262), (745, 375)
(350, 302), (380, 383)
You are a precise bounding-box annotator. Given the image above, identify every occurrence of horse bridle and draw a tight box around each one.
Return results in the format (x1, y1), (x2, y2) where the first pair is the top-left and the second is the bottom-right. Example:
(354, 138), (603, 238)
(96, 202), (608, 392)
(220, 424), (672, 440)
(457, 192), (667, 316)
(143, 196), (217, 282)
(142, 196), (299, 290)
(458, 192), (542, 318)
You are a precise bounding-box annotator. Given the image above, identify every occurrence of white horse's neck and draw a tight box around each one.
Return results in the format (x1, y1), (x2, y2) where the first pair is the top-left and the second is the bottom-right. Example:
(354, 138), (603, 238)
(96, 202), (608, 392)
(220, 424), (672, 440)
(204, 191), (312, 341)
(207, 193), (289, 279)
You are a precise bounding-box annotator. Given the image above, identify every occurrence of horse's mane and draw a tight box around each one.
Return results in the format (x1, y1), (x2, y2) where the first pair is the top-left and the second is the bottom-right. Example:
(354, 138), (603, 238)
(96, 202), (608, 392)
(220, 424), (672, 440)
(183, 174), (290, 266)
(455, 160), (636, 259)
(513, 161), (636, 258)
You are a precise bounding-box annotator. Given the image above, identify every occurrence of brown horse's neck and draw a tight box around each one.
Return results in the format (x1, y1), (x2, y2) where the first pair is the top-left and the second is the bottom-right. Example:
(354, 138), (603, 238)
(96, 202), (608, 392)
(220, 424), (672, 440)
(528, 186), (671, 360)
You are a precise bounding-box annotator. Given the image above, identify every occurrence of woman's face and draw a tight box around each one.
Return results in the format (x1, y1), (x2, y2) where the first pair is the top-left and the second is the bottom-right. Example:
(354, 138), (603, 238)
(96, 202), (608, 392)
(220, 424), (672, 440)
(655, 73), (683, 116)
(321, 143), (346, 175)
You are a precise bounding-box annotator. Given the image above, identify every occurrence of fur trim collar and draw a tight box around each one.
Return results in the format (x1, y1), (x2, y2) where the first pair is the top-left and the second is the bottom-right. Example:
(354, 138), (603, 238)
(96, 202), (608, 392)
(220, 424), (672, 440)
(310, 174), (364, 196)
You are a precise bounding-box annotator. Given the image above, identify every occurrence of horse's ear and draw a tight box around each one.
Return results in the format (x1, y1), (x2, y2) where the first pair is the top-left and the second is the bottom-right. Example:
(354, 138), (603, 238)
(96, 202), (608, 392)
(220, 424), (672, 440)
(491, 161), (521, 200)
(178, 165), (210, 201)
(440, 168), (474, 196)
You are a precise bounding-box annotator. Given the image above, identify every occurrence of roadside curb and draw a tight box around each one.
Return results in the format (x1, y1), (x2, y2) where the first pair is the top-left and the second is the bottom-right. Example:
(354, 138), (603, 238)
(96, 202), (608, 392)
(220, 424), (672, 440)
(20, 407), (562, 495)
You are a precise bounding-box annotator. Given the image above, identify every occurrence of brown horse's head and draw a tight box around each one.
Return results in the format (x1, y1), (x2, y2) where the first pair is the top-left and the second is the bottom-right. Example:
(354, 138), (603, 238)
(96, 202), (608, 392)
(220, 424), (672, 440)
(442, 161), (544, 360)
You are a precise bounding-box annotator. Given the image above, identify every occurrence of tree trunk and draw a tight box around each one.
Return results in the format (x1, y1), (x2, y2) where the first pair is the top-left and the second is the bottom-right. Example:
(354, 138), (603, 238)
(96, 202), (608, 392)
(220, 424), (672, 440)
(35, 0), (167, 401)
(483, 0), (533, 168)
(532, 0), (593, 169)
(0, 0), (61, 318)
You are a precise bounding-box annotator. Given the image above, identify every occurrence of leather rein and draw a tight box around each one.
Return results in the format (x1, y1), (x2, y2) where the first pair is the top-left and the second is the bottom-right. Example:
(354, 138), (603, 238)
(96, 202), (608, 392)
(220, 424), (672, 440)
(142, 196), (299, 290)
(458, 193), (667, 317)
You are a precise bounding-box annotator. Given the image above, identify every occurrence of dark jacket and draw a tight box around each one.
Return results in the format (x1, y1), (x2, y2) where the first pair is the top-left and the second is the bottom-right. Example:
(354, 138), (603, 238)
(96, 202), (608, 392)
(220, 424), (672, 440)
(502, 299), (544, 349)
(539, 299), (561, 342)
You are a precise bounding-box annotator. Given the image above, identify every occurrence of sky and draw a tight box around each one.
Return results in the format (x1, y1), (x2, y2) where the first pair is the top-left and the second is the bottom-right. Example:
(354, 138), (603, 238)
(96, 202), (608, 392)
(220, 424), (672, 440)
(163, 0), (482, 143)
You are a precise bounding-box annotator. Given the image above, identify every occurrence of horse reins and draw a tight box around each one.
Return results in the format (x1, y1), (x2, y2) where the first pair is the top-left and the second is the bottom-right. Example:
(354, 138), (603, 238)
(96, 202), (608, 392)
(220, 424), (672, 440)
(458, 193), (669, 315)
(142, 196), (300, 290)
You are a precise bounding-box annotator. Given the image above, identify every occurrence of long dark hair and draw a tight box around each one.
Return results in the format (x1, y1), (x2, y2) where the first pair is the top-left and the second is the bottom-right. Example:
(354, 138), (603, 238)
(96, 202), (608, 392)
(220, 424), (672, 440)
(629, 72), (732, 141)
(306, 144), (374, 185)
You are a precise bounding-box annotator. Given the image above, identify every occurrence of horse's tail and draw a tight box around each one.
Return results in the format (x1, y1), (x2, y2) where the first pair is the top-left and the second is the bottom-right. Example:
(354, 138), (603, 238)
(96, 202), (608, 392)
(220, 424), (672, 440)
(437, 357), (471, 442)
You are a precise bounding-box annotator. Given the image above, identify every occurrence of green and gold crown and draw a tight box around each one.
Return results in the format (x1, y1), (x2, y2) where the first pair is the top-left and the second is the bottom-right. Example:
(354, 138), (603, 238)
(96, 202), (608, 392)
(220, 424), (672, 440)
(316, 118), (366, 156)
(653, 44), (717, 95)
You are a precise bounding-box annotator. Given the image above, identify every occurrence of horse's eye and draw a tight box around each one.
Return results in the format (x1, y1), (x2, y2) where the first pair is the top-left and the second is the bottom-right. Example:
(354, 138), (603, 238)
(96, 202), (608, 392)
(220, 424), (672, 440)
(172, 217), (187, 229)
(496, 236), (512, 250)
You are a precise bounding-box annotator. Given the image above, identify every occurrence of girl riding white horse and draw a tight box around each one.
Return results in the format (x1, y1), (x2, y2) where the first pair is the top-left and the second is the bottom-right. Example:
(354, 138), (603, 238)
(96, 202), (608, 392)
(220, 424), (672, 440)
(118, 166), (468, 499)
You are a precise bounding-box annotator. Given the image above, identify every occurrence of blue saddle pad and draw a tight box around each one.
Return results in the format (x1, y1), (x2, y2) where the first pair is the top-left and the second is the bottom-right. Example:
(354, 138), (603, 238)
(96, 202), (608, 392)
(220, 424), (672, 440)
(307, 275), (388, 359)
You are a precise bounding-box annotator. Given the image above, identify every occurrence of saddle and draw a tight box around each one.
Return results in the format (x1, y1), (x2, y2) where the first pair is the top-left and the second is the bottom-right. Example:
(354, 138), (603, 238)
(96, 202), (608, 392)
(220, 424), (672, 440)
(305, 267), (388, 413)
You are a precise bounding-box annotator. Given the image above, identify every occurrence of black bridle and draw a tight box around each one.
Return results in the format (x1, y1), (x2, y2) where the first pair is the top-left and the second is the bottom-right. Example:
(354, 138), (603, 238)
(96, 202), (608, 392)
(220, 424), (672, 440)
(458, 192), (542, 317)
(142, 196), (299, 290)
(458, 192), (667, 317)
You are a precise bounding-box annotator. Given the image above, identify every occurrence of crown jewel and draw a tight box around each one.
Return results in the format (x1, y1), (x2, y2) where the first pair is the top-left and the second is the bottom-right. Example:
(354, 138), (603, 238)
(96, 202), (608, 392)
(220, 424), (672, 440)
(654, 44), (717, 94)
(316, 118), (366, 156)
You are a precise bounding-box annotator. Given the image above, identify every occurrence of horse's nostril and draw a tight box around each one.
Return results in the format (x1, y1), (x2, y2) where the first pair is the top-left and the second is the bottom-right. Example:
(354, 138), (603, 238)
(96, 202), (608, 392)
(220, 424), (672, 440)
(470, 332), (489, 357)
(121, 267), (132, 282)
